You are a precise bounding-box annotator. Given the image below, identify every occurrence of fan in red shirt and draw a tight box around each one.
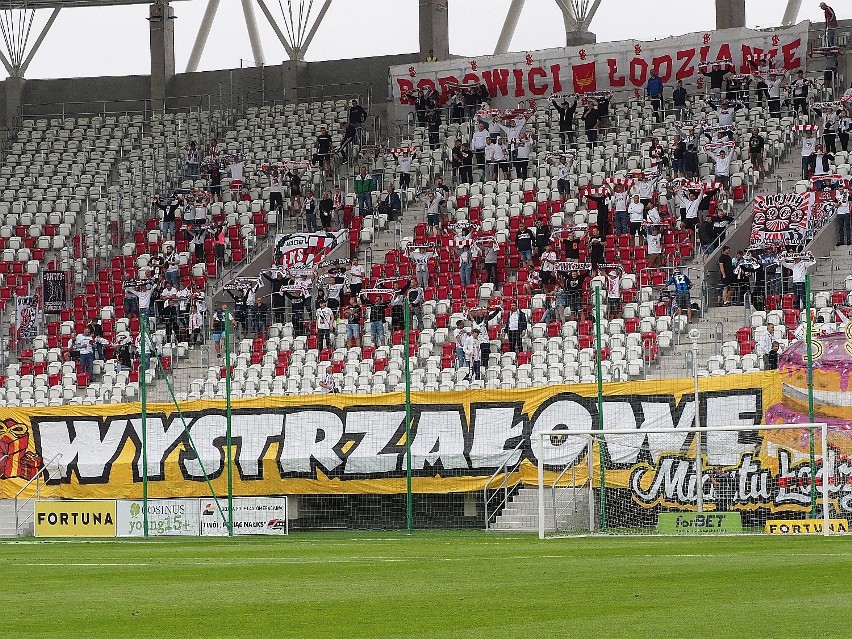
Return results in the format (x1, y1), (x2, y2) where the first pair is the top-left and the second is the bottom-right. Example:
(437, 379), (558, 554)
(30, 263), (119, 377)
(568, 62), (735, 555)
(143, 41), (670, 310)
(820, 3), (838, 46)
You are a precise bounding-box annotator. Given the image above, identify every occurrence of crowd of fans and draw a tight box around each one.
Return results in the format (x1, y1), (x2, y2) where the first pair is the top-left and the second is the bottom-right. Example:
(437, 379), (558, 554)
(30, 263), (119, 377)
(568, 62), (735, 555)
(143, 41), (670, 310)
(57, 5), (852, 392)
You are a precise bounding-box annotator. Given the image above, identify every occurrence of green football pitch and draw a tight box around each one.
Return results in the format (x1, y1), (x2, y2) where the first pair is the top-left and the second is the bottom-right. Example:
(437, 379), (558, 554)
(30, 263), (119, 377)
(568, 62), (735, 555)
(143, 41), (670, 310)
(0, 532), (848, 639)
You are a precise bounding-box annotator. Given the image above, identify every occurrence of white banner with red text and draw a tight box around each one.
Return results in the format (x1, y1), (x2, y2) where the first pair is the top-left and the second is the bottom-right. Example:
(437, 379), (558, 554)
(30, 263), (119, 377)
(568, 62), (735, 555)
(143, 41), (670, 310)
(390, 22), (809, 110)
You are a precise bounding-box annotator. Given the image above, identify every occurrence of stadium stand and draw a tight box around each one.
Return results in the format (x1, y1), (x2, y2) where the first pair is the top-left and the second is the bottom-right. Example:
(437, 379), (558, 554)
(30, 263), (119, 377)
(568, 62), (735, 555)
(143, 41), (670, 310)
(0, 53), (846, 406)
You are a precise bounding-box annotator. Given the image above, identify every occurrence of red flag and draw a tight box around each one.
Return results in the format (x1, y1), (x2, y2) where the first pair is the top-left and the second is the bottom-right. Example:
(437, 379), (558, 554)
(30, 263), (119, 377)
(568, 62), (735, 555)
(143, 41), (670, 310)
(572, 61), (597, 94)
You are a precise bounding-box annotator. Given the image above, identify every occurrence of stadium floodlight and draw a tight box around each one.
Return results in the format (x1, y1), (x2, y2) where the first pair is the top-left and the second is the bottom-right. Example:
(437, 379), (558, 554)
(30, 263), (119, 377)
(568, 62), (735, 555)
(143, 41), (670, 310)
(535, 422), (832, 539)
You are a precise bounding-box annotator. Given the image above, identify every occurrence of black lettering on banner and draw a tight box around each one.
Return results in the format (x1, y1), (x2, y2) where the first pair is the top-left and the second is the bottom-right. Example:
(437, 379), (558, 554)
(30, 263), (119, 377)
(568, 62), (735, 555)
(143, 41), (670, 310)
(125, 414), (188, 482)
(33, 417), (132, 485)
(279, 409), (344, 476)
(231, 412), (284, 480)
(178, 413), (228, 481)
(467, 402), (526, 470)
(339, 409), (406, 475)
(25, 386), (852, 516)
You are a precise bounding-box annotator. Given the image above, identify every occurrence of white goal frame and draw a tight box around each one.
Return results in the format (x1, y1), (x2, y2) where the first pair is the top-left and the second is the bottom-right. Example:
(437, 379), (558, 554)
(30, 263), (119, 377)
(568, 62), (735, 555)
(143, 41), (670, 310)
(536, 422), (830, 539)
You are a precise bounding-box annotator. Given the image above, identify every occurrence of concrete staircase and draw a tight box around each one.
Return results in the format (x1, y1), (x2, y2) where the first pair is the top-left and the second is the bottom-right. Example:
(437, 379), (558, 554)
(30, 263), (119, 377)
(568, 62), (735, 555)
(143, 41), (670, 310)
(0, 499), (23, 537)
(811, 243), (852, 293)
(488, 486), (592, 532)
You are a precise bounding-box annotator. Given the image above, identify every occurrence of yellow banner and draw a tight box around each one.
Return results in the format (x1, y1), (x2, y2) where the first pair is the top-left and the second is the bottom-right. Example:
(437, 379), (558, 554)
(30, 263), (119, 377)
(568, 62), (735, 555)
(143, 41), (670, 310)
(764, 519), (849, 534)
(34, 500), (117, 537)
(0, 371), (849, 518)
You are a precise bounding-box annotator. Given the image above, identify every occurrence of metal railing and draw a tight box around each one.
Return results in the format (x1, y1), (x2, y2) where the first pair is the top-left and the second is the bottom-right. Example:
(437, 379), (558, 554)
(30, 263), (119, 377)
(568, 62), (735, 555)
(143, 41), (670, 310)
(548, 458), (592, 533)
(483, 438), (525, 530)
(14, 453), (63, 536)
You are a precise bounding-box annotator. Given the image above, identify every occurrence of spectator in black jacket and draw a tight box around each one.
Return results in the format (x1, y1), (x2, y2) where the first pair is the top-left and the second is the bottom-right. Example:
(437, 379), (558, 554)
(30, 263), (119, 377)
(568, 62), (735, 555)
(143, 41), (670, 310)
(698, 217), (717, 255)
(550, 96), (578, 147)
(362, 292), (389, 346)
(582, 100), (600, 147)
(349, 99), (368, 144)
(251, 297), (269, 334)
(380, 185), (402, 222)
(748, 128), (766, 179)
(161, 299), (179, 344)
(596, 94), (612, 131)
(314, 126), (334, 173)
(426, 107), (441, 148)
(319, 191), (334, 231)
(672, 80), (688, 120)
(459, 142), (473, 184)
(671, 134), (686, 177)
(261, 270), (288, 323)
(587, 193), (610, 238)
(534, 219), (551, 256)
(764, 342), (780, 370)
(702, 64), (731, 96)
(154, 194), (180, 239)
(683, 143), (699, 179)
(338, 121), (357, 161)
(791, 70), (810, 116)
(463, 85), (480, 119)
(515, 226), (535, 266)
(712, 209), (734, 243)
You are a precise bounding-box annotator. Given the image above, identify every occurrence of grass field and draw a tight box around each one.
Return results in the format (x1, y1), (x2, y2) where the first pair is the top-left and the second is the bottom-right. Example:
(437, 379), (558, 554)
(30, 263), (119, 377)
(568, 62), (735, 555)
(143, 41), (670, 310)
(1, 531), (849, 638)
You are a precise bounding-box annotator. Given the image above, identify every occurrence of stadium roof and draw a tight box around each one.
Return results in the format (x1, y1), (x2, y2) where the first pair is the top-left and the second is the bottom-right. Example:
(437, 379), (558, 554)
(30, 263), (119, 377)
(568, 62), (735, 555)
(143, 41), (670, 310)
(0, 0), (187, 8)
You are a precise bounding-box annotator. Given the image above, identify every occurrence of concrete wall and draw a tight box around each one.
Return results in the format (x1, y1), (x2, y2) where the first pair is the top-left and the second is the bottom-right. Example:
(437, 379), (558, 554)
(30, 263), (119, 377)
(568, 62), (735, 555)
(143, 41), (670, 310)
(17, 75), (150, 118)
(299, 53), (418, 104)
(4, 51), (421, 143)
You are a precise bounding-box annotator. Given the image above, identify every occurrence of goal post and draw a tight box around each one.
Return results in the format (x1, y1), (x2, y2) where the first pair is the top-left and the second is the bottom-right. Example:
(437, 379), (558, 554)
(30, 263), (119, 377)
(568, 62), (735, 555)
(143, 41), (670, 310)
(536, 422), (833, 539)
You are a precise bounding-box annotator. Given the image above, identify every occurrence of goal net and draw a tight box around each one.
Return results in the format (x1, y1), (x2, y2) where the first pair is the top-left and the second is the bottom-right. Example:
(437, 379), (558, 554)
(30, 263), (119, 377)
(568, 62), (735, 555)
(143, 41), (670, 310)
(535, 422), (850, 538)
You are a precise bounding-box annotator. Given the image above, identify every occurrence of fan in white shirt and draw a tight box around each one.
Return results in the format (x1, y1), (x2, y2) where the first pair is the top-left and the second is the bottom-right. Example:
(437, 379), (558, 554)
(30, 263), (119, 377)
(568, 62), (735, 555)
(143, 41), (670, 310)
(634, 176), (656, 201)
(471, 124), (490, 153)
(646, 228), (662, 255)
(606, 271), (621, 299)
(540, 248), (557, 272)
(628, 194), (645, 237)
(706, 145), (733, 188)
(800, 130), (818, 179)
(611, 189), (629, 213)
(628, 196), (645, 224)
(801, 131), (817, 157)
(645, 204), (661, 225)
(315, 303), (335, 330)
(498, 116), (527, 146)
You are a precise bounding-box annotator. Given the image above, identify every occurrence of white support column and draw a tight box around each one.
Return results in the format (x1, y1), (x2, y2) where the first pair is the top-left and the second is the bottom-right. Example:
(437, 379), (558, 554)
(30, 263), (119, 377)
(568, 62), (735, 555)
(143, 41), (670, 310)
(0, 48), (14, 77)
(241, 0), (265, 67)
(554, 0), (579, 32)
(255, 0), (295, 59)
(494, 0), (525, 55)
(300, 0), (334, 59)
(19, 7), (60, 76)
(782, 0), (803, 26)
(555, 0), (596, 47)
(584, 0), (603, 28)
(185, 0), (220, 73)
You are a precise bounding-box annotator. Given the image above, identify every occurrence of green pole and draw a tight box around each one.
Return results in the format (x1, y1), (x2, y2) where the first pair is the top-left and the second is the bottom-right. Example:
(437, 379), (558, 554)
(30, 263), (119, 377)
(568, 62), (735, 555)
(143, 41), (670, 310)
(225, 309), (234, 537)
(142, 329), (230, 529)
(804, 275), (817, 517)
(140, 312), (149, 538)
(404, 297), (413, 535)
(594, 286), (606, 531)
